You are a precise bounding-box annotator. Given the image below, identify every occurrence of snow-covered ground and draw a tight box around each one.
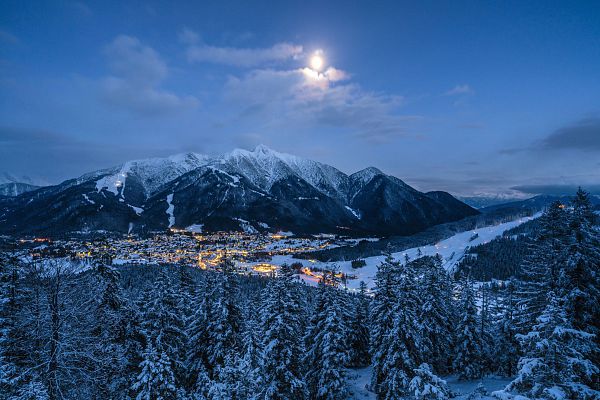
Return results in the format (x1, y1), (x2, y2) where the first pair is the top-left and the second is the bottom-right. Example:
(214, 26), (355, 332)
(346, 367), (512, 399)
(273, 213), (540, 290)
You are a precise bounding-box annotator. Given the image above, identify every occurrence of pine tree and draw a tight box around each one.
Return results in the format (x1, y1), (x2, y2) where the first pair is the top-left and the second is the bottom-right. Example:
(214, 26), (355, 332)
(379, 260), (422, 399)
(370, 255), (400, 393)
(91, 261), (128, 398)
(564, 188), (600, 364)
(408, 363), (450, 400)
(418, 256), (454, 375)
(453, 276), (482, 380)
(503, 293), (599, 399)
(347, 281), (371, 367)
(132, 342), (178, 400)
(258, 265), (307, 400)
(305, 274), (349, 400)
(514, 201), (569, 332)
(205, 258), (242, 377)
(494, 280), (519, 377)
(186, 271), (215, 391)
(139, 268), (187, 386)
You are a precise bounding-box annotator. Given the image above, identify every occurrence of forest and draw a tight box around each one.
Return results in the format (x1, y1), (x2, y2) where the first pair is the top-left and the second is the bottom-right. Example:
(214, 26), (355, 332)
(0, 189), (598, 399)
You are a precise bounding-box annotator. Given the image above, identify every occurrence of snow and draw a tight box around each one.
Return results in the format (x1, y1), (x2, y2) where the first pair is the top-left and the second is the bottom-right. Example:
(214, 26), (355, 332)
(166, 194), (175, 228)
(445, 375), (512, 399)
(233, 218), (258, 234)
(272, 213), (540, 290)
(82, 193), (95, 205)
(186, 224), (204, 233)
(129, 205), (144, 216)
(349, 167), (384, 185)
(95, 152), (208, 197)
(345, 205), (362, 219)
(347, 367), (376, 399)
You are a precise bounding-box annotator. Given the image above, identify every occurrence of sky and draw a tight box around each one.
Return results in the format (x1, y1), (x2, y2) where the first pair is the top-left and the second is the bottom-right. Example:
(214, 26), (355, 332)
(1, 0), (599, 196)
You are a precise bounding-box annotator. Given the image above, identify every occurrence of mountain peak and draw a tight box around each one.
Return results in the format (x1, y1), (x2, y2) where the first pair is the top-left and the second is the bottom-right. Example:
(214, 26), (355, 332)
(350, 167), (384, 184)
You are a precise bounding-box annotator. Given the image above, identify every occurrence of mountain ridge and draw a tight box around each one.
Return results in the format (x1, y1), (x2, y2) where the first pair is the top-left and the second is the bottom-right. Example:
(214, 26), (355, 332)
(0, 145), (479, 236)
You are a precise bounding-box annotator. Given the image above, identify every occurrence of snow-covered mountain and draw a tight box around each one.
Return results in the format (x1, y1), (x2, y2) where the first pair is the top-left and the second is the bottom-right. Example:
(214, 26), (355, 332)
(0, 145), (479, 236)
(0, 172), (42, 197)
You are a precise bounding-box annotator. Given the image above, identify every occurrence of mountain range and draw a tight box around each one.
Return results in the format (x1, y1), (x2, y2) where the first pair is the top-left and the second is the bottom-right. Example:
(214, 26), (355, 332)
(0, 145), (479, 236)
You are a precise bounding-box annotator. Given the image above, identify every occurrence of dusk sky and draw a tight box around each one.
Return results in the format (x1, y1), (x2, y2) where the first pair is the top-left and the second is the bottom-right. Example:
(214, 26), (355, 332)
(1, 0), (599, 196)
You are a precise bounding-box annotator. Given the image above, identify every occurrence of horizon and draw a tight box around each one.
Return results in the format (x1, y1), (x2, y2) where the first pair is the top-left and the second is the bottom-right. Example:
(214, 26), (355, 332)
(1, 1), (599, 196)
(2, 142), (600, 198)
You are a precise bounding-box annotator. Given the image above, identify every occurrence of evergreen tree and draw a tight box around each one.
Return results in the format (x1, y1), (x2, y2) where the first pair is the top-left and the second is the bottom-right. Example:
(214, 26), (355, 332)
(494, 280), (519, 377)
(379, 260), (422, 399)
(132, 342), (178, 400)
(91, 261), (128, 398)
(408, 363), (450, 400)
(347, 281), (371, 367)
(305, 274), (349, 400)
(204, 259), (243, 378)
(418, 255), (454, 374)
(370, 255), (400, 393)
(503, 293), (599, 399)
(453, 276), (482, 380)
(139, 268), (187, 386)
(258, 265), (307, 400)
(564, 188), (600, 363)
(514, 201), (569, 332)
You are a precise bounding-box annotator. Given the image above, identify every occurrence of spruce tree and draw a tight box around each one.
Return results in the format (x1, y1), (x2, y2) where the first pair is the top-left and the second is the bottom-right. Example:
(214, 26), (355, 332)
(305, 274), (349, 400)
(132, 342), (178, 400)
(347, 281), (371, 367)
(258, 265), (307, 400)
(370, 255), (400, 393)
(503, 293), (599, 399)
(453, 276), (482, 380)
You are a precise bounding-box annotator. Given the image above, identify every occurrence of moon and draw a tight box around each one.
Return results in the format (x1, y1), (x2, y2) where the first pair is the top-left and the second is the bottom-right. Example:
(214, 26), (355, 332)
(310, 54), (324, 71)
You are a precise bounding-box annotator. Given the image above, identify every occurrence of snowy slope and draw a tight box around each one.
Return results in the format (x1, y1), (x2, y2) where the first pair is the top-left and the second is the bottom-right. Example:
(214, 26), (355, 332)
(95, 152), (209, 197)
(219, 145), (349, 200)
(273, 213), (540, 289)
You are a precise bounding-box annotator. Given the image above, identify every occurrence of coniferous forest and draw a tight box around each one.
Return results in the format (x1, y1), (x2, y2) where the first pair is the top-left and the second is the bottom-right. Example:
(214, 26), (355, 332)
(1, 189), (599, 399)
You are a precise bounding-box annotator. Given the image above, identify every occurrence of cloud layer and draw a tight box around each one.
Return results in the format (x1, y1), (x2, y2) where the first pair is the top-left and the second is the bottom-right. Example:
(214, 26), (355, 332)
(101, 35), (198, 115)
(187, 42), (303, 67)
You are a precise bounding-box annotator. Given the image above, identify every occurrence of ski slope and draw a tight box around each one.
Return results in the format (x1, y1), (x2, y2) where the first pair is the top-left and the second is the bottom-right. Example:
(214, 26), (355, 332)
(272, 213), (540, 290)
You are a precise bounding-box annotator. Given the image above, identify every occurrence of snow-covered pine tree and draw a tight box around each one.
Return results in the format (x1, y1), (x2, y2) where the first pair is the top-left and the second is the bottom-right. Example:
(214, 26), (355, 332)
(494, 280), (519, 377)
(347, 281), (371, 367)
(418, 255), (454, 375)
(206, 259), (242, 381)
(563, 188), (600, 364)
(305, 273), (349, 400)
(139, 267), (187, 387)
(370, 254), (400, 394)
(453, 276), (483, 380)
(408, 363), (450, 400)
(258, 264), (307, 400)
(132, 342), (178, 400)
(186, 271), (216, 391)
(379, 259), (422, 399)
(514, 201), (569, 333)
(0, 254), (21, 399)
(91, 261), (128, 398)
(502, 292), (599, 399)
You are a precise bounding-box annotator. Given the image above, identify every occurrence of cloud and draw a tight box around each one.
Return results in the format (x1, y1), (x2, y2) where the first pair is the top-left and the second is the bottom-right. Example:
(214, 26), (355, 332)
(538, 117), (600, 152)
(101, 35), (198, 115)
(178, 28), (200, 45)
(511, 184), (600, 196)
(444, 84), (474, 96)
(186, 41), (303, 67)
(224, 66), (416, 143)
